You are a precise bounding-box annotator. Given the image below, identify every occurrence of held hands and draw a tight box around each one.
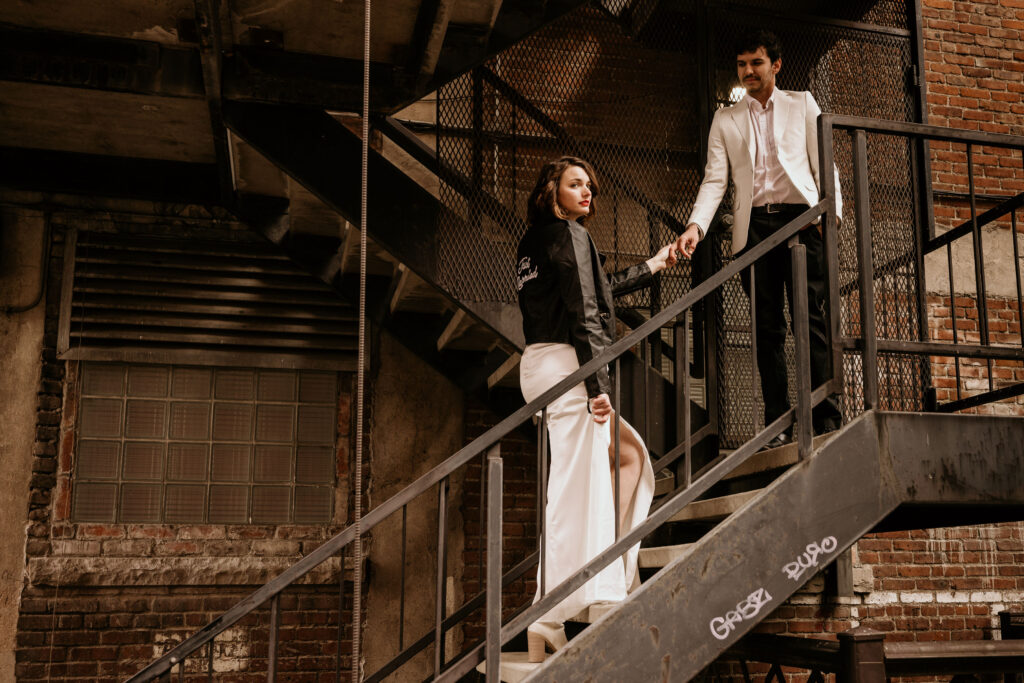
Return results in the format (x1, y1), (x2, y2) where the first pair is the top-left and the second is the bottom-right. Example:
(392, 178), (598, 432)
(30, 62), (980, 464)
(674, 224), (702, 260)
(645, 243), (679, 274)
(589, 393), (613, 424)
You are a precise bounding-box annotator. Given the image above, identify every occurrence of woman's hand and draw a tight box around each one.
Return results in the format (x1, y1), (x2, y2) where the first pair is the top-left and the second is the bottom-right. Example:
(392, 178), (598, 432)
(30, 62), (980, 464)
(589, 393), (613, 423)
(645, 242), (680, 274)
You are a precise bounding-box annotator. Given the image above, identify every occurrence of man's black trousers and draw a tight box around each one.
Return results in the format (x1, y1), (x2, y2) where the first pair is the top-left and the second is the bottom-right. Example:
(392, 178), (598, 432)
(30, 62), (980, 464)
(737, 205), (842, 434)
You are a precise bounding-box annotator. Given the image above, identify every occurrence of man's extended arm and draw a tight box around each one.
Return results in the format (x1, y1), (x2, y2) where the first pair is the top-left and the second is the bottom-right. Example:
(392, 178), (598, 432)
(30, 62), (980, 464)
(678, 109), (730, 257)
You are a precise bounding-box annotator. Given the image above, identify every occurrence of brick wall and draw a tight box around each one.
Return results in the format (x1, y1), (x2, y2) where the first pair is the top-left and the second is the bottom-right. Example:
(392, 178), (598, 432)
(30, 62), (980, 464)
(927, 295), (1024, 413)
(922, 0), (1024, 138)
(17, 218), (362, 681)
(18, 586), (355, 680)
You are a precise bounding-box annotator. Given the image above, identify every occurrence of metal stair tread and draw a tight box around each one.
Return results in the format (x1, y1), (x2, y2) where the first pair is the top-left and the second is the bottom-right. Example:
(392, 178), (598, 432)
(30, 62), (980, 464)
(722, 431), (837, 481)
(638, 542), (694, 569)
(653, 469), (675, 497)
(667, 488), (761, 523)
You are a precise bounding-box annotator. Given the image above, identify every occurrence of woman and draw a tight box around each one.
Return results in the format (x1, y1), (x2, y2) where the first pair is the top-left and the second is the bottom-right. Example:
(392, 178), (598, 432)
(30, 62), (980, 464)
(516, 156), (679, 661)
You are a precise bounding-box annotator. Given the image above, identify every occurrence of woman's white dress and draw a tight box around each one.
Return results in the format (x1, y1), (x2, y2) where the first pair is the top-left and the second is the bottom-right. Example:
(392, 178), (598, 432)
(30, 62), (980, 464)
(520, 342), (655, 624)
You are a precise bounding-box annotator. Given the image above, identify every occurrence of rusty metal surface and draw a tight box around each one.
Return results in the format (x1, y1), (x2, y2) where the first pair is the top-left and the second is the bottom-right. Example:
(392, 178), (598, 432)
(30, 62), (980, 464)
(526, 411), (1024, 682)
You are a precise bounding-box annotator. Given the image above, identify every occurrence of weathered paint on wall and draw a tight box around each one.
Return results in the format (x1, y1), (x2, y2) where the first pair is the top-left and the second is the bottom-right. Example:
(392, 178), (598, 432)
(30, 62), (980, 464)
(0, 210), (48, 682)
(364, 332), (466, 680)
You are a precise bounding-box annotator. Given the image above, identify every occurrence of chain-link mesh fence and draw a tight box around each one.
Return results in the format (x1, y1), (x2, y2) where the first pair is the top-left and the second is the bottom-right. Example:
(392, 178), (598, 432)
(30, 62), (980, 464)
(437, 2), (702, 309)
(435, 0), (924, 447)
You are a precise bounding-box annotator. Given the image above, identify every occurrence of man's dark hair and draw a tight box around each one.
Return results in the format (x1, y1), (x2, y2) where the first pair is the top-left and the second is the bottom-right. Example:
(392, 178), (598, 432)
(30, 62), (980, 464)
(734, 29), (781, 63)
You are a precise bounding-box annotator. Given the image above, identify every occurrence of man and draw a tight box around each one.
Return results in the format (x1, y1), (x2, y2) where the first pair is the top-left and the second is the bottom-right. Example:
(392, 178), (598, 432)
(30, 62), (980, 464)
(675, 29), (842, 447)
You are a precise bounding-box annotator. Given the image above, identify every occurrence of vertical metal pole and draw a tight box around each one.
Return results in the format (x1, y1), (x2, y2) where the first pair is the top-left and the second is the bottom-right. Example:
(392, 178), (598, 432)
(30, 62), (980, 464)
(207, 638), (214, 680)
(910, 0), (936, 243)
(946, 243), (962, 401)
(267, 595), (279, 682)
(704, 241), (721, 449)
(967, 146), (989, 341)
(853, 130), (879, 411)
(485, 446), (503, 683)
(817, 115), (844, 399)
(966, 146), (994, 391)
(790, 238), (813, 460)
(336, 545), (345, 683)
(538, 408), (548, 597)
(675, 312), (692, 487)
(399, 505), (407, 650)
(909, 133), (933, 407)
(1012, 209), (1023, 351)
(642, 337), (650, 446)
(434, 478), (449, 676)
(479, 450), (486, 604)
(749, 264), (759, 435)
(614, 357), (621, 542)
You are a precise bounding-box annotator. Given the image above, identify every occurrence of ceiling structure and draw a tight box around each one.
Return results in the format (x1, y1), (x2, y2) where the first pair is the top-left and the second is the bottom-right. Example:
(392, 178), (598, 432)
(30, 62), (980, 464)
(0, 0), (587, 213)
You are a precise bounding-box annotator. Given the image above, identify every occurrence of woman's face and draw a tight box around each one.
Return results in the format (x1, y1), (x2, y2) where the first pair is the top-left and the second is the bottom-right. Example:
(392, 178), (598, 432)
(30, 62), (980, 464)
(557, 165), (592, 222)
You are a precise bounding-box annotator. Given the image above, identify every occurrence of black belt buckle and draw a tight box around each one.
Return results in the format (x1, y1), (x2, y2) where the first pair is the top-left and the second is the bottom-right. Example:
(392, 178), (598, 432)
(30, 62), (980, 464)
(763, 203), (780, 214)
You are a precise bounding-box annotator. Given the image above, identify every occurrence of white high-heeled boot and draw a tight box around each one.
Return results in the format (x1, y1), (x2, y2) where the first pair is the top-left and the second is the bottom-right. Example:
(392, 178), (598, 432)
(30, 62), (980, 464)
(526, 621), (568, 662)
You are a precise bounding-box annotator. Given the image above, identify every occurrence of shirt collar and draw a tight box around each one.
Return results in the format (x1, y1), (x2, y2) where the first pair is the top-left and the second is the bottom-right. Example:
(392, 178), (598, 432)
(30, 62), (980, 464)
(745, 88), (776, 112)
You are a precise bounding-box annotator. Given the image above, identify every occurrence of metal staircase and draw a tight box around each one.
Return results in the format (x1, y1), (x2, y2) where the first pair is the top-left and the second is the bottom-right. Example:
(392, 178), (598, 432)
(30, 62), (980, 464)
(521, 411), (1024, 681)
(123, 107), (1024, 683)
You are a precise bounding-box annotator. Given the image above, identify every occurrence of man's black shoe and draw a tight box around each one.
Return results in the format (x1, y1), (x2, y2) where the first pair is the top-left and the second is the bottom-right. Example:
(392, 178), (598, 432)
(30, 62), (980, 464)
(760, 432), (792, 452)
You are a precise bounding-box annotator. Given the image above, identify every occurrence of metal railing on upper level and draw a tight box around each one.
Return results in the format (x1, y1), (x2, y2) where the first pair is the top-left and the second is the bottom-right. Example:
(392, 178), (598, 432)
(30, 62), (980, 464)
(821, 114), (1024, 414)
(126, 115), (1024, 683)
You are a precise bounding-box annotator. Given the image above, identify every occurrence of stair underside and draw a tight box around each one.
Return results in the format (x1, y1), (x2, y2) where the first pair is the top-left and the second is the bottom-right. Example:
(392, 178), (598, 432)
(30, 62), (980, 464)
(524, 411), (1024, 682)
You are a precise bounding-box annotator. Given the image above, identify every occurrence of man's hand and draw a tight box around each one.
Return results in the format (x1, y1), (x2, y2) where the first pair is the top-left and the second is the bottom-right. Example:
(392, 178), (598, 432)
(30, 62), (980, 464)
(589, 393), (612, 424)
(645, 243), (679, 274)
(675, 224), (702, 259)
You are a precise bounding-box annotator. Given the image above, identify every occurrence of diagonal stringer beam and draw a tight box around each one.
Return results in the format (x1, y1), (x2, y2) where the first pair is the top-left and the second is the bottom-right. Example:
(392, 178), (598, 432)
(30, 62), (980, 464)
(221, 100), (524, 350)
(527, 412), (1024, 682)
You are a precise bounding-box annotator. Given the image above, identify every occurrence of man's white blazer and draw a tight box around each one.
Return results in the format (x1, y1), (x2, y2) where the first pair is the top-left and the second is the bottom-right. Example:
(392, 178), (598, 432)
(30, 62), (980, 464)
(687, 89), (843, 253)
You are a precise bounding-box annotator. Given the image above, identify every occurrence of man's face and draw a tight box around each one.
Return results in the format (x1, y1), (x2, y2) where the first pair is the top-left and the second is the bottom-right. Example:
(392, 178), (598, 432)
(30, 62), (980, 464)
(736, 46), (780, 98)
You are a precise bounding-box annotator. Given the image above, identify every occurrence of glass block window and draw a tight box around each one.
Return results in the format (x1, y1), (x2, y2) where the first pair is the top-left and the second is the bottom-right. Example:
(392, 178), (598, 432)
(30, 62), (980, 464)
(73, 364), (338, 524)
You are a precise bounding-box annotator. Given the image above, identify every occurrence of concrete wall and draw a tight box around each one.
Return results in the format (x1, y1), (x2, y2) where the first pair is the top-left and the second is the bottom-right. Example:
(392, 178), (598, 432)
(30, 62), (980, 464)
(364, 332), (465, 680)
(0, 209), (47, 682)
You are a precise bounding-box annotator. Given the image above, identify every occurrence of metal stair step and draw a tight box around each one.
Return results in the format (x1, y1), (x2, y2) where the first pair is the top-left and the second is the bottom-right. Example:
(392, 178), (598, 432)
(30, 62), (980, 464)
(667, 489), (760, 523)
(638, 542), (694, 569)
(722, 431), (837, 481)
(653, 469), (675, 497)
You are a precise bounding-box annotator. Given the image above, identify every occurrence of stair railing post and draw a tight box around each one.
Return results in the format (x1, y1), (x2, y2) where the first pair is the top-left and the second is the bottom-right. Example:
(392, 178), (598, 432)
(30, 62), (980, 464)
(817, 114), (844, 401)
(434, 477), (449, 677)
(538, 408), (548, 598)
(485, 445), (503, 683)
(789, 237), (813, 460)
(837, 626), (886, 683)
(674, 311), (692, 487)
(267, 594), (280, 681)
(614, 357), (621, 541)
(853, 128), (879, 411)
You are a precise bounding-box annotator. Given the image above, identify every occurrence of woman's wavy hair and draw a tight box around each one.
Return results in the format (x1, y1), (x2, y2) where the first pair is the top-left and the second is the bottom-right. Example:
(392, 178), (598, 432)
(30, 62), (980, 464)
(526, 156), (599, 225)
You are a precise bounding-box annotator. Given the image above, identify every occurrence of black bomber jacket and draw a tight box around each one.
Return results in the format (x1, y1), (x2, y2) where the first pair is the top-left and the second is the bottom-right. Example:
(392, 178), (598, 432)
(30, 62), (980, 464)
(516, 217), (653, 398)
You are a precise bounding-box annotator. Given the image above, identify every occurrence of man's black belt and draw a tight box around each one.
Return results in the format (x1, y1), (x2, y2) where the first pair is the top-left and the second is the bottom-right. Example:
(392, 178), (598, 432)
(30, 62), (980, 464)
(751, 203), (807, 215)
